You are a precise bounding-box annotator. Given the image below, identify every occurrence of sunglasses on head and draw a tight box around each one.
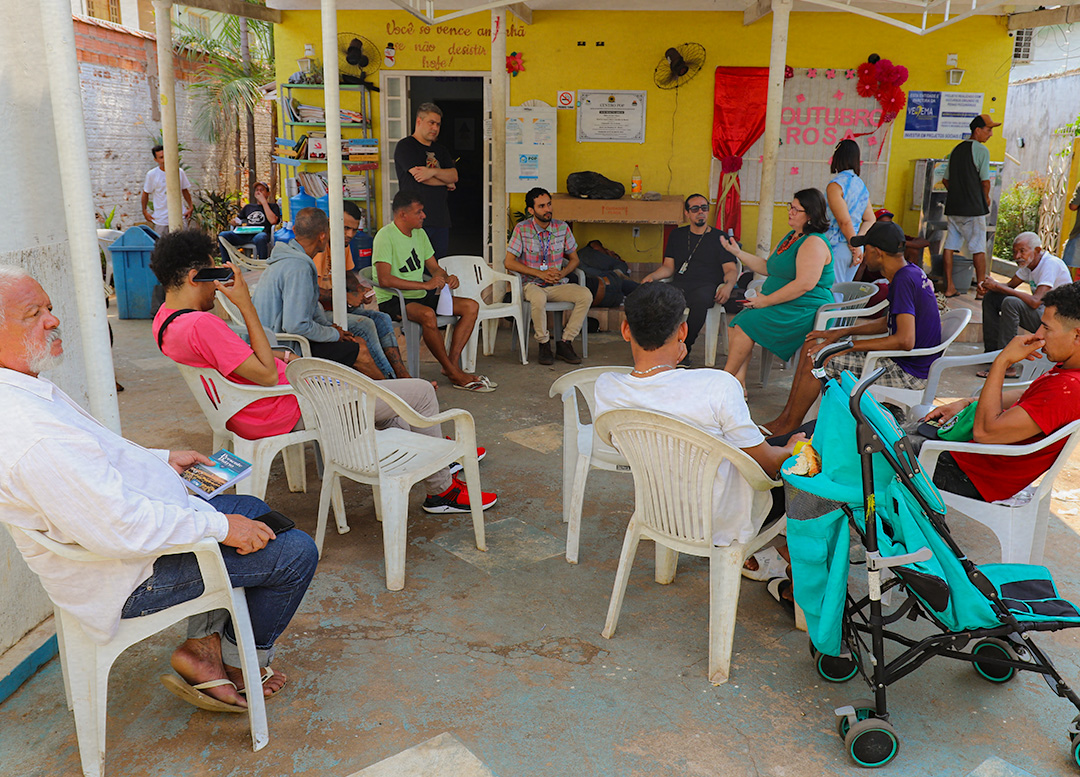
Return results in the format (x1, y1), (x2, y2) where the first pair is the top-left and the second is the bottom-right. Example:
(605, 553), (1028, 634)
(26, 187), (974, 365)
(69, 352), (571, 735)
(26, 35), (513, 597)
(687, 204), (708, 213)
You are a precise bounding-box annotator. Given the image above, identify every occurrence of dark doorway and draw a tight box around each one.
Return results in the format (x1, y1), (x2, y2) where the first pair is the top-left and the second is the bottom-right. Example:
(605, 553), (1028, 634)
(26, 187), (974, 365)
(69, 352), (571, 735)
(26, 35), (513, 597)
(408, 77), (484, 256)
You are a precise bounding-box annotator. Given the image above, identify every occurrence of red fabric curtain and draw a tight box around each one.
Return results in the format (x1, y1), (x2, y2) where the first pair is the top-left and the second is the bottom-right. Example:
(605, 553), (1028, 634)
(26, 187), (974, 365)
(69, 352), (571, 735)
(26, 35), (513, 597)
(712, 66), (770, 239)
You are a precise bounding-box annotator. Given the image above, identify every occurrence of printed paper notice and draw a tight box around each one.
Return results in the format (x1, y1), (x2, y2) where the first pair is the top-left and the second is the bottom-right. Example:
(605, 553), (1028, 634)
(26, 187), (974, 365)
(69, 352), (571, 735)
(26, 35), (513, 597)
(904, 91), (984, 140)
(577, 90), (647, 144)
(518, 153), (540, 180)
(532, 118), (555, 145)
(505, 117), (524, 144)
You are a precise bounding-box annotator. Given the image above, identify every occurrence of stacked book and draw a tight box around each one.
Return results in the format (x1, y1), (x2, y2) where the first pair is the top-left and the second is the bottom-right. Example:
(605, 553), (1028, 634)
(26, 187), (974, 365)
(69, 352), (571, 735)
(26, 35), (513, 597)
(296, 171), (328, 198)
(343, 174), (369, 198)
(340, 108), (366, 125)
(343, 137), (378, 162)
(295, 103), (325, 122)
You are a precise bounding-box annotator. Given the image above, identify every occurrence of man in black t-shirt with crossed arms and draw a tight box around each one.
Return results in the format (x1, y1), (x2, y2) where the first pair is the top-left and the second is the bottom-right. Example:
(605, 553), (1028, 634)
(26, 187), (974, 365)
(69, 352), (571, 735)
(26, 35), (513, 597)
(642, 193), (738, 366)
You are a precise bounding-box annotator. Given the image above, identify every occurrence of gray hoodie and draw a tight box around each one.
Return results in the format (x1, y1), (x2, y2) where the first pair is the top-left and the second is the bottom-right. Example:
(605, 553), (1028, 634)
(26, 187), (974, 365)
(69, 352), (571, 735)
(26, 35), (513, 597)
(252, 239), (338, 343)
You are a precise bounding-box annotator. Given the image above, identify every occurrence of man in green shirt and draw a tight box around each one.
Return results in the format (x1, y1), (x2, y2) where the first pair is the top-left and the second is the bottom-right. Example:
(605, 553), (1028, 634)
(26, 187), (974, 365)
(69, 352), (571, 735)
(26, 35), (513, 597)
(374, 191), (493, 391)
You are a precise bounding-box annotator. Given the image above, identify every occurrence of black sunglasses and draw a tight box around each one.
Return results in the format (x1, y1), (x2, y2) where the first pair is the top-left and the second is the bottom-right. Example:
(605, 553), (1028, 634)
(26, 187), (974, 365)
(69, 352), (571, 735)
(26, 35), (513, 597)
(687, 204), (709, 213)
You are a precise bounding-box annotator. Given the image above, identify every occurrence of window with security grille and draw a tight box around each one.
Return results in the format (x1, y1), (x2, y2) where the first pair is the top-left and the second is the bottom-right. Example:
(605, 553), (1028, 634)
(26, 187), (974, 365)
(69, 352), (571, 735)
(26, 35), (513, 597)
(1013, 29), (1034, 63)
(188, 12), (211, 37)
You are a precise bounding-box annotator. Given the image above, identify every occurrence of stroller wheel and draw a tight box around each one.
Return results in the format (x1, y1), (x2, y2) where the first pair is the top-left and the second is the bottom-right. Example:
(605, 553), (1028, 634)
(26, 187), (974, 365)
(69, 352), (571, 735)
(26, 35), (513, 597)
(1071, 731), (1080, 768)
(836, 698), (879, 740)
(845, 717), (901, 768)
(972, 638), (1019, 683)
(818, 651), (860, 683)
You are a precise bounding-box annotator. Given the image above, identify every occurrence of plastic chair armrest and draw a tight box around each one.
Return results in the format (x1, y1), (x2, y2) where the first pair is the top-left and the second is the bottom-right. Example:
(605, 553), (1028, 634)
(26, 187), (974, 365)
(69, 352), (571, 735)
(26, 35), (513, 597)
(814, 299), (889, 330)
(275, 333), (312, 358)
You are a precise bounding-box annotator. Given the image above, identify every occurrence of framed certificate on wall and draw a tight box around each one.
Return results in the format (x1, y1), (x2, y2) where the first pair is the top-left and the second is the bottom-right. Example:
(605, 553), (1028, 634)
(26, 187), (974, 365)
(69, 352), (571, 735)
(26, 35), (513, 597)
(577, 90), (647, 144)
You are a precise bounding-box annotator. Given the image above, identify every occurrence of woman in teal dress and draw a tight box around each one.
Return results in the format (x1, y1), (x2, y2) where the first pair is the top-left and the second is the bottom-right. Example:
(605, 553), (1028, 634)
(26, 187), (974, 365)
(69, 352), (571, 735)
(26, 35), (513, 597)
(720, 188), (835, 391)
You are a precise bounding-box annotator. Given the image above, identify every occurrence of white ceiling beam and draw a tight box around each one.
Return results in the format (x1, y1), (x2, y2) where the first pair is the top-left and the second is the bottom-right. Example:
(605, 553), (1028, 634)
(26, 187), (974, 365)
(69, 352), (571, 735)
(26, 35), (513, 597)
(798, 0), (1005, 35)
(1008, 4), (1080, 30)
(387, 0), (530, 25)
(508, 2), (531, 23)
(176, 0), (281, 22)
(743, 0), (772, 25)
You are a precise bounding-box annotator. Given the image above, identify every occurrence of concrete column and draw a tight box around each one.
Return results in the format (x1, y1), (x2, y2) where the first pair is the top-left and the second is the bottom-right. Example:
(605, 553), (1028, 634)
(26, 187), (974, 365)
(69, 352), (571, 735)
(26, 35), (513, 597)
(756, 0), (792, 257)
(153, 0), (182, 230)
(40, 0), (121, 433)
(490, 9), (507, 270)
(322, 0), (346, 325)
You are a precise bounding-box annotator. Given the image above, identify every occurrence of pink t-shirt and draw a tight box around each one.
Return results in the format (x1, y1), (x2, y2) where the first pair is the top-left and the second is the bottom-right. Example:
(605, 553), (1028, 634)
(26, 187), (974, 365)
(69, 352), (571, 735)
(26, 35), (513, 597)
(153, 307), (301, 441)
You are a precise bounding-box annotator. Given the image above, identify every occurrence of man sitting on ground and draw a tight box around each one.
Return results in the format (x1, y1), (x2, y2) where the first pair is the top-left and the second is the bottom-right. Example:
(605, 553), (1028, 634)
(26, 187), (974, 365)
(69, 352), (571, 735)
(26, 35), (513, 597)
(761, 221), (942, 437)
(150, 230), (496, 514)
(924, 282), (1080, 504)
(504, 187), (592, 365)
(594, 283), (803, 544)
(252, 207), (386, 381)
(314, 201), (411, 379)
(977, 231), (1070, 378)
(0, 264), (318, 711)
(374, 191), (493, 392)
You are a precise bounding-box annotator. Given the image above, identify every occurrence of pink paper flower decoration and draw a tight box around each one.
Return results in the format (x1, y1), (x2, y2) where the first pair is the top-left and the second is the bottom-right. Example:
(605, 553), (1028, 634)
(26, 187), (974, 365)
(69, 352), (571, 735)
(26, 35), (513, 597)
(506, 51), (524, 76)
(758, 155), (764, 163)
(834, 89), (845, 101)
(825, 69), (837, 79)
(807, 68), (818, 78)
(845, 69), (857, 79)
(868, 136), (878, 146)
(785, 65), (794, 80)
(796, 93), (806, 103)
(790, 166), (800, 175)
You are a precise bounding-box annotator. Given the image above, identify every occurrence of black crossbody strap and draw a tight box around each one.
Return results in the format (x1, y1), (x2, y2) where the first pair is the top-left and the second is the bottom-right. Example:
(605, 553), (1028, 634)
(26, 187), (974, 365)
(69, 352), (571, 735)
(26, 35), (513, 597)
(156, 309), (197, 351)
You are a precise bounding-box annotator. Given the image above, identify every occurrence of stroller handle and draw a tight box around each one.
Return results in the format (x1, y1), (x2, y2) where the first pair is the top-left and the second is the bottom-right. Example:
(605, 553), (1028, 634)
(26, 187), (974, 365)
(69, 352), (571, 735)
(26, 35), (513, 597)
(813, 338), (855, 370)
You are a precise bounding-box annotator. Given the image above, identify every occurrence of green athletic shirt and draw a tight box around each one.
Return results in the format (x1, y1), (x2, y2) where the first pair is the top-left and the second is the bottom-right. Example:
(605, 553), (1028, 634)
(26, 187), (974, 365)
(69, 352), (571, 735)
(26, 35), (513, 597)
(372, 222), (434, 303)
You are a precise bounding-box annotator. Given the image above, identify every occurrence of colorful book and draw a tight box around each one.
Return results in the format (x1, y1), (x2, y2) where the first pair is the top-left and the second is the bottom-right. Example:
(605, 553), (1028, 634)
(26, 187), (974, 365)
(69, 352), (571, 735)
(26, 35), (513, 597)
(181, 449), (253, 499)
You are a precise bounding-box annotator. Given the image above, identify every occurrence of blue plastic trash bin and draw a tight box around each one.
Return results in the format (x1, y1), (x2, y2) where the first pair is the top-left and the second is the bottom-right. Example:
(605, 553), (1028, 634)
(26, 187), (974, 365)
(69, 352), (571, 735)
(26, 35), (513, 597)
(351, 229), (373, 270)
(109, 225), (160, 319)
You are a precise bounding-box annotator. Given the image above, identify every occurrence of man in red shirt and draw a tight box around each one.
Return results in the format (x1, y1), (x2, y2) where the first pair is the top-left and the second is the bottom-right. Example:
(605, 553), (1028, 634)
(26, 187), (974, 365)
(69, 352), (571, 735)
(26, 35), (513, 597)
(149, 230), (496, 514)
(924, 282), (1080, 503)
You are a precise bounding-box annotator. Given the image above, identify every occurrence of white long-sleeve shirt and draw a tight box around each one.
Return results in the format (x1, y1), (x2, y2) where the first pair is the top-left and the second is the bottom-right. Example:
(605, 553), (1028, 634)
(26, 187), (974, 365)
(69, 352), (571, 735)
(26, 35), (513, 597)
(0, 369), (229, 643)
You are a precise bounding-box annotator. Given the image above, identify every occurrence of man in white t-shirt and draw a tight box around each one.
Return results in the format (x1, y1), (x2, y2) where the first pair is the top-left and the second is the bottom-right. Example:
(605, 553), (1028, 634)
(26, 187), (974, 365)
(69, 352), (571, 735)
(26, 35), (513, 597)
(593, 282), (803, 547)
(978, 230), (1071, 377)
(142, 144), (194, 232)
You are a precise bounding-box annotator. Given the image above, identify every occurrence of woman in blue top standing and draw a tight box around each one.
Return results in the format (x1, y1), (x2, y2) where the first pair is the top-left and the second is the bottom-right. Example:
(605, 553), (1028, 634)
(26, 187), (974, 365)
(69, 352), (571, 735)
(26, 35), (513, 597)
(825, 140), (876, 285)
(721, 188), (835, 393)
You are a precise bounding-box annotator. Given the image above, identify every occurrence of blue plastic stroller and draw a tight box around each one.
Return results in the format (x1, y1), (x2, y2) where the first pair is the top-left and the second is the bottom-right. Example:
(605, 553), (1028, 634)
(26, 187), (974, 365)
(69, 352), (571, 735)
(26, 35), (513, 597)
(782, 341), (1080, 768)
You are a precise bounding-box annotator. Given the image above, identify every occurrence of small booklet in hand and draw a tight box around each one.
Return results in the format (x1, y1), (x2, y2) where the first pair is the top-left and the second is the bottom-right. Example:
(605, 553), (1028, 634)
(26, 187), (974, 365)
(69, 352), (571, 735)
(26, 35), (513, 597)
(181, 449), (253, 498)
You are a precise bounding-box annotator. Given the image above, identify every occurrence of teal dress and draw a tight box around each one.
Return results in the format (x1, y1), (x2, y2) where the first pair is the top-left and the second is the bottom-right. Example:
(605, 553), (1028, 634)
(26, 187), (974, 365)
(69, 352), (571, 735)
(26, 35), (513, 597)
(730, 231), (834, 361)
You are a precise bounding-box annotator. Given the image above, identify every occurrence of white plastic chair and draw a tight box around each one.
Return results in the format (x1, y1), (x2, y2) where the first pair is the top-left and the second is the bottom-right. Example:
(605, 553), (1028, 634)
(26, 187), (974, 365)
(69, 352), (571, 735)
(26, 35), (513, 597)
(360, 266), (459, 379)
(516, 268), (590, 361)
(438, 255), (528, 371)
(4, 527), (267, 777)
(594, 409), (785, 685)
(908, 350), (1053, 420)
(218, 235), (266, 271)
(548, 366), (634, 564)
(173, 364), (318, 500)
(215, 291), (312, 358)
(286, 358), (486, 590)
(862, 307), (972, 411)
(757, 281), (880, 388)
(918, 419), (1080, 564)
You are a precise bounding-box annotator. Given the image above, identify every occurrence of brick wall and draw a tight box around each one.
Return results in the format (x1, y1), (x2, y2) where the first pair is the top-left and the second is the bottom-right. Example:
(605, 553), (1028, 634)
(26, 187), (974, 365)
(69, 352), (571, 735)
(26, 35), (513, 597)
(74, 15), (275, 230)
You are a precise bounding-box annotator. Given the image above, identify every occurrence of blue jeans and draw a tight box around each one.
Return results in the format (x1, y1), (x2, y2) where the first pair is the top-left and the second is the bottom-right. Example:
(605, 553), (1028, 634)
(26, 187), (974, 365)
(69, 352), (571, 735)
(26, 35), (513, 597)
(219, 230), (271, 261)
(347, 311), (396, 378)
(1063, 235), (1079, 270)
(120, 495), (318, 667)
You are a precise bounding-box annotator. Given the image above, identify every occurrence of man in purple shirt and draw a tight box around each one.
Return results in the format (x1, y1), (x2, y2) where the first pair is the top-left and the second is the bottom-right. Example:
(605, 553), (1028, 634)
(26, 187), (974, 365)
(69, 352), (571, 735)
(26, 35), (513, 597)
(762, 221), (942, 436)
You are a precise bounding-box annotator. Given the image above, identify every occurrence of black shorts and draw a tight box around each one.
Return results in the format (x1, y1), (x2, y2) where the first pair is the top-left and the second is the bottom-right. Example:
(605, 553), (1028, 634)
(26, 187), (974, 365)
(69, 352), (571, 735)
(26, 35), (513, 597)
(378, 289), (439, 320)
(309, 338), (360, 366)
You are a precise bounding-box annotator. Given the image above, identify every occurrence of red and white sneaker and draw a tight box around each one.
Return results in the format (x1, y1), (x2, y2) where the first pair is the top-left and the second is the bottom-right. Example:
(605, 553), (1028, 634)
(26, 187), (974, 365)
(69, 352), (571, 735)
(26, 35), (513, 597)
(423, 475), (497, 514)
(448, 443), (486, 475)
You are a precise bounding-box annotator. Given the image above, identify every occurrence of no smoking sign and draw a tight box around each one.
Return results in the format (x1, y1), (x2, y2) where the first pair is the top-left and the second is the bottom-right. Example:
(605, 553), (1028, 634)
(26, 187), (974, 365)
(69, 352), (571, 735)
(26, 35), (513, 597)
(557, 90), (575, 110)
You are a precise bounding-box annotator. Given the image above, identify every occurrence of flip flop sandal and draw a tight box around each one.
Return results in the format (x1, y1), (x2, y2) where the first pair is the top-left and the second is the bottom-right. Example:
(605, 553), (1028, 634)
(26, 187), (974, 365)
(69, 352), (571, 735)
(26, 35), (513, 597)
(944, 291), (961, 298)
(452, 380), (495, 393)
(757, 424), (773, 437)
(767, 576), (796, 616)
(476, 375), (498, 389)
(160, 674), (246, 713)
(976, 368), (1019, 379)
(742, 546), (788, 581)
(238, 666), (286, 699)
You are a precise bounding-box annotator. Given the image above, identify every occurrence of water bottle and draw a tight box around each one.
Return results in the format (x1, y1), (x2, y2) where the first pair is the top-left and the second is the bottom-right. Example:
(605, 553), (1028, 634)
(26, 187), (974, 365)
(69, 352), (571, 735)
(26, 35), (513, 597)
(631, 165), (643, 200)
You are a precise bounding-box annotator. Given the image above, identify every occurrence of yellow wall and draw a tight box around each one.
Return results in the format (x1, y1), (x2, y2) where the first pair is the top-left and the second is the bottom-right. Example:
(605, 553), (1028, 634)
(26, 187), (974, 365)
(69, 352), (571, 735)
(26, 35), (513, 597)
(275, 10), (1011, 261)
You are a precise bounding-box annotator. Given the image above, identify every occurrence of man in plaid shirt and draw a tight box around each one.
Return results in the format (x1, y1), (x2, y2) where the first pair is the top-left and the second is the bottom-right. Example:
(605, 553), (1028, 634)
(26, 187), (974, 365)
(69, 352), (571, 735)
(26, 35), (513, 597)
(505, 187), (592, 365)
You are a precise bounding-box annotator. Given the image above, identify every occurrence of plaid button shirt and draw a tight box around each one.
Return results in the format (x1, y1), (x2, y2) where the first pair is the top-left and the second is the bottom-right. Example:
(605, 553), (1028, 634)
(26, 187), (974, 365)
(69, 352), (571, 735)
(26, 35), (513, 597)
(507, 218), (578, 286)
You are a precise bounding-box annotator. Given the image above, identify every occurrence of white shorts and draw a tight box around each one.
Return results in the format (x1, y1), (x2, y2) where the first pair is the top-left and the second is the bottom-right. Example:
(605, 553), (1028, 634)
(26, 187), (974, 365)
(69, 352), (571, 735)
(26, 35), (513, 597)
(944, 214), (987, 254)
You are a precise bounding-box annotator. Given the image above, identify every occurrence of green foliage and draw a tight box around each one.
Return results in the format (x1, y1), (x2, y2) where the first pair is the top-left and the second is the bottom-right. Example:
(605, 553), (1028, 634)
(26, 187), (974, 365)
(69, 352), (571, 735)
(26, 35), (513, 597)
(191, 189), (240, 235)
(173, 17), (275, 144)
(506, 209), (527, 242)
(147, 130), (191, 172)
(993, 173), (1046, 261)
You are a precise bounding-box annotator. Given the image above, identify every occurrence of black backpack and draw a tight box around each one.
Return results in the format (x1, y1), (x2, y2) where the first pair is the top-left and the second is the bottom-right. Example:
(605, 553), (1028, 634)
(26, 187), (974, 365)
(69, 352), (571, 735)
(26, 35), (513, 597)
(566, 171), (625, 200)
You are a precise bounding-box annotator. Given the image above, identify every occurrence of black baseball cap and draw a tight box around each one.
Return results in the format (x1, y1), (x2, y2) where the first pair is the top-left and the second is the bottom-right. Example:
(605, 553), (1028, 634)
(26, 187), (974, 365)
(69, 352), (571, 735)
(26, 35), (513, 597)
(850, 221), (906, 254)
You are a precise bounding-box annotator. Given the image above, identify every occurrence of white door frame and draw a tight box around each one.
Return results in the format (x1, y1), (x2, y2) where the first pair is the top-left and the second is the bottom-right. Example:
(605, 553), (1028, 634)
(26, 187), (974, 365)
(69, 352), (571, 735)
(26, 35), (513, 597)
(379, 70), (492, 259)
